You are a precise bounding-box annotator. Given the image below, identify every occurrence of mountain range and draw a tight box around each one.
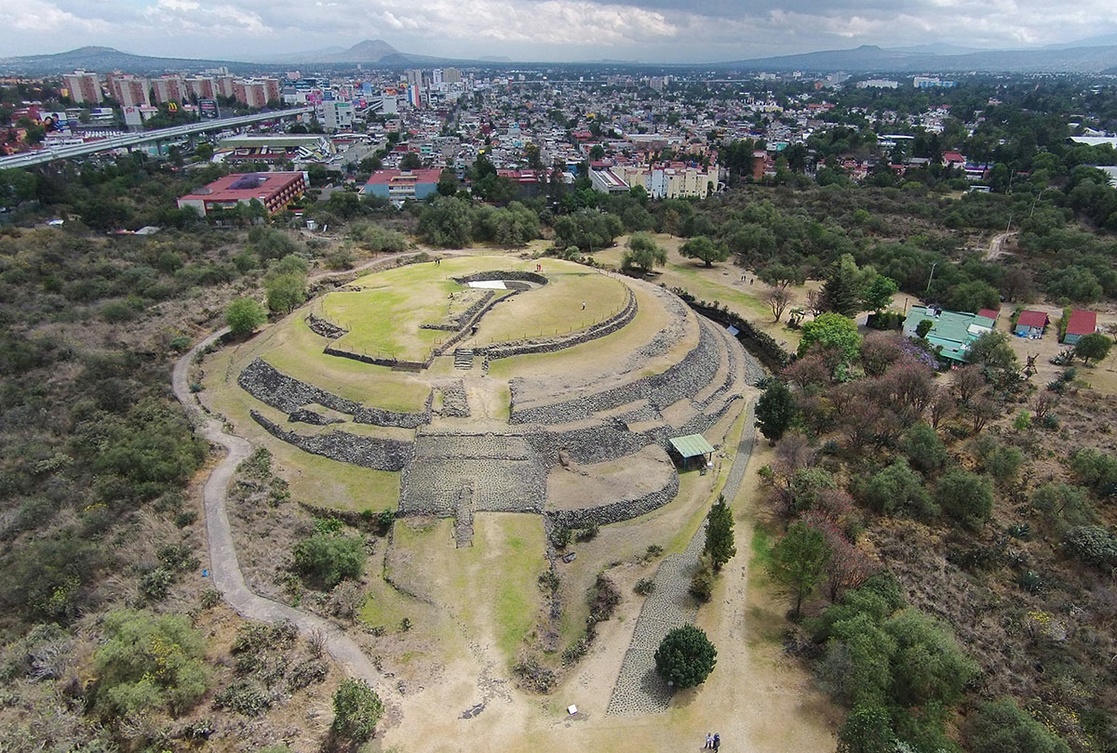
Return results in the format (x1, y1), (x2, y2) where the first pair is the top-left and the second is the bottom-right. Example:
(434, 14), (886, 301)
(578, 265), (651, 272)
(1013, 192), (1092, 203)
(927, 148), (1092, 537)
(5, 37), (1117, 75)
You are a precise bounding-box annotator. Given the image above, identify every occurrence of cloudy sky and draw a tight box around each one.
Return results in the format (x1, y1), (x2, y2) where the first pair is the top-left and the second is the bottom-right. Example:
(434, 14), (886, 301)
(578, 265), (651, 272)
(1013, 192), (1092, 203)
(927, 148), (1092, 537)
(8, 0), (1117, 62)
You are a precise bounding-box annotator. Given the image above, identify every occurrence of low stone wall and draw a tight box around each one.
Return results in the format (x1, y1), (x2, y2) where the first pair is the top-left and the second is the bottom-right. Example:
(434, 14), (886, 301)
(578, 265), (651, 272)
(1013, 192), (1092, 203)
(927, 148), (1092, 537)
(289, 408), (341, 426)
(322, 345), (432, 372)
(420, 291), (495, 332)
(452, 270), (549, 286)
(305, 313), (348, 340)
(526, 424), (651, 467)
(478, 287), (638, 363)
(546, 472), (679, 529)
(250, 410), (412, 472)
(239, 358), (429, 428)
(438, 381), (470, 418)
(509, 317), (721, 425)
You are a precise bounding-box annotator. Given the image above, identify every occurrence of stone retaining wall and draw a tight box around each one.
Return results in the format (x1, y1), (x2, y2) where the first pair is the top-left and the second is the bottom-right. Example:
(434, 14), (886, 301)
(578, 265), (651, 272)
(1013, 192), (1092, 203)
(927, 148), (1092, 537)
(419, 291), (494, 331)
(452, 270), (549, 286)
(478, 287), (637, 363)
(305, 313), (348, 340)
(546, 472), (679, 529)
(526, 424), (650, 467)
(438, 381), (470, 417)
(509, 317), (721, 425)
(238, 358), (429, 428)
(250, 410), (412, 471)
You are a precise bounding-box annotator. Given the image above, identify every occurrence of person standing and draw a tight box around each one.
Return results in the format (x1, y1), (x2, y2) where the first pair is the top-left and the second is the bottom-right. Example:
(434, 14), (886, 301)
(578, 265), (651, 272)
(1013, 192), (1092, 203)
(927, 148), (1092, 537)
(713, 733), (720, 751)
(705, 733), (713, 749)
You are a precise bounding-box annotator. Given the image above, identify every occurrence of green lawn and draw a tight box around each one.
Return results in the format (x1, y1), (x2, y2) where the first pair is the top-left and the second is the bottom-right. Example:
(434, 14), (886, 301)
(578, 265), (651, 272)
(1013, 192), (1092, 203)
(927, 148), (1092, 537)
(475, 271), (628, 345)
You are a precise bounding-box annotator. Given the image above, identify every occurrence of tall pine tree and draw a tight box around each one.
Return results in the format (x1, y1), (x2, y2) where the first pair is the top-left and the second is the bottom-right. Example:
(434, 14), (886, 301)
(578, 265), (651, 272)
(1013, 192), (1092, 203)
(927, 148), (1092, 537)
(704, 495), (736, 571)
(820, 253), (864, 317)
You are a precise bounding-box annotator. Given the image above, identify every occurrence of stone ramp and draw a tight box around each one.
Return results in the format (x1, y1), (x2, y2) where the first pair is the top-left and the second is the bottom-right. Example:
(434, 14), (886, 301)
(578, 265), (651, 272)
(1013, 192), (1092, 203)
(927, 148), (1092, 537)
(399, 432), (546, 516)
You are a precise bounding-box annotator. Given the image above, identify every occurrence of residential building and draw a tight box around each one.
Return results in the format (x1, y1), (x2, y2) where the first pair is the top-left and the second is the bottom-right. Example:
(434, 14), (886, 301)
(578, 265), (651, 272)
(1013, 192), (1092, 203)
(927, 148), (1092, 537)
(106, 73), (150, 107)
(185, 76), (217, 101)
(321, 100), (354, 132)
(177, 171), (309, 217)
(903, 305), (994, 362)
(1014, 310), (1049, 338)
(152, 75), (186, 104)
(64, 71), (102, 104)
(363, 169), (442, 202)
(618, 162), (718, 199)
(234, 80), (269, 109)
(1062, 310), (1098, 344)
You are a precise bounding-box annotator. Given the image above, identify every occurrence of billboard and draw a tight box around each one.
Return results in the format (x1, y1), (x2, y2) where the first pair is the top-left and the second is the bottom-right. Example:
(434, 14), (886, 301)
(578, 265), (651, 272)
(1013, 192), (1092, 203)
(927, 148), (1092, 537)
(199, 99), (220, 119)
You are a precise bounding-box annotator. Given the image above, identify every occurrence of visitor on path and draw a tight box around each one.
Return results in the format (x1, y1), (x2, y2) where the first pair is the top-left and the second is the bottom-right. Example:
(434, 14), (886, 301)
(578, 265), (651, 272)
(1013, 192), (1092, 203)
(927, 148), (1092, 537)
(713, 733), (720, 751)
(705, 732), (713, 749)
(581, 300), (586, 310)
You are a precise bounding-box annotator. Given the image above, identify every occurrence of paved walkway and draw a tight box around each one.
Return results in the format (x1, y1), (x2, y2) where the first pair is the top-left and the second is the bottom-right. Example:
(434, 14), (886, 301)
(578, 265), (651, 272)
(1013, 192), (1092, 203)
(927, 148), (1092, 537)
(172, 330), (381, 685)
(606, 398), (757, 716)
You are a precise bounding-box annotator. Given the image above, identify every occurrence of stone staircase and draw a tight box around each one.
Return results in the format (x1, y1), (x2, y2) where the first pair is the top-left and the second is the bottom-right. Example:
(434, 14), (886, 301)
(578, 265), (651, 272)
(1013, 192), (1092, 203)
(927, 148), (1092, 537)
(453, 348), (474, 370)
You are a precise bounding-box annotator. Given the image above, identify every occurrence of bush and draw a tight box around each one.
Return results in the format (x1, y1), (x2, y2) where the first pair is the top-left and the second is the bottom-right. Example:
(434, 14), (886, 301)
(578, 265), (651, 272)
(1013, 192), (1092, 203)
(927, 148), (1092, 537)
(899, 423), (947, 476)
(935, 469), (993, 530)
(331, 679), (383, 742)
(587, 574), (620, 623)
(213, 680), (271, 716)
(1064, 525), (1117, 570)
(634, 578), (656, 595)
(292, 531), (365, 590)
(965, 699), (1071, 753)
(654, 624), (717, 689)
(857, 460), (935, 519)
(225, 297), (267, 338)
(689, 554), (715, 602)
(575, 523), (599, 542)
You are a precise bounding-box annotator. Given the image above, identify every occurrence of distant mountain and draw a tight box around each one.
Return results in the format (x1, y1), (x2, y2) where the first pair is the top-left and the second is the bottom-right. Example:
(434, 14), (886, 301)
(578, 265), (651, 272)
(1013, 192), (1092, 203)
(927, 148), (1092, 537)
(720, 42), (1117, 73)
(0, 46), (270, 75)
(321, 39), (400, 63)
(886, 43), (988, 56)
(1045, 33), (1117, 50)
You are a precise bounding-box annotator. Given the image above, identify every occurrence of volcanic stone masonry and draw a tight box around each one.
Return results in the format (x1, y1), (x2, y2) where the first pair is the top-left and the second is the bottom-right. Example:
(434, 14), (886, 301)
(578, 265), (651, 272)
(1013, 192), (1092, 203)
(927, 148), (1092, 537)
(251, 410), (413, 472)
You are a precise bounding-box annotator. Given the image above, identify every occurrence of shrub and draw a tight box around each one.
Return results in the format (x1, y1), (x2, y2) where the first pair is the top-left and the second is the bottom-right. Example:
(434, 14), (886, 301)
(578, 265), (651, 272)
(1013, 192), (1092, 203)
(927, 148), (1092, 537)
(587, 574), (621, 623)
(213, 680), (271, 716)
(634, 578), (656, 595)
(550, 525), (572, 549)
(225, 297), (267, 338)
(899, 423), (947, 476)
(654, 624), (717, 689)
(965, 699), (1071, 753)
(1064, 525), (1117, 570)
(857, 460), (935, 519)
(935, 469), (993, 530)
(689, 554), (715, 602)
(575, 523), (599, 542)
(331, 679), (384, 742)
(292, 531), (365, 590)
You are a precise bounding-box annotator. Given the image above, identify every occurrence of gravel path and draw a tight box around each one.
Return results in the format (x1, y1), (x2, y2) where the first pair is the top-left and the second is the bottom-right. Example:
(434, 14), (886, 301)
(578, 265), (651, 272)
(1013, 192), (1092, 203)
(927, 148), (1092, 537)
(606, 398), (758, 716)
(172, 329), (382, 686)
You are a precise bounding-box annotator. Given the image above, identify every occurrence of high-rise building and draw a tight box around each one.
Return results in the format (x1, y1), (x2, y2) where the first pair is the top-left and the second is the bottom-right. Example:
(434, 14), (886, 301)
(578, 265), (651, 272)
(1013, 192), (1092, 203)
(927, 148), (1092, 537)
(152, 75), (186, 104)
(234, 80), (269, 109)
(64, 71), (102, 104)
(106, 72), (150, 107)
(405, 69), (424, 108)
(216, 75), (237, 99)
(443, 68), (462, 85)
(321, 100), (354, 132)
(185, 76), (216, 101)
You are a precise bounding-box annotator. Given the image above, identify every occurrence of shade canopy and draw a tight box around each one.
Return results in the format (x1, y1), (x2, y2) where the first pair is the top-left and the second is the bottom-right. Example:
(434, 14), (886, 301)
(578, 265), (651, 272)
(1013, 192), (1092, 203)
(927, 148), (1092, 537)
(669, 434), (715, 458)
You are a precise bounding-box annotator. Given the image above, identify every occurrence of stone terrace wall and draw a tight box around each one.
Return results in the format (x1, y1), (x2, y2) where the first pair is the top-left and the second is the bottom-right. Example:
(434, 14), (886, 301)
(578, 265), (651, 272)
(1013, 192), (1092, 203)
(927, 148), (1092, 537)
(420, 291), (494, 331)
(238, 358), (429, 429)
(526, 424), (651, 468)
(546, 472), (679, 529)
(305, 313), (347, 340)
(250, 410), (412, 471)
(452, 270), (549, 286)
(478, 287), (637, 363)
(509, 317), (720, 425)
(438, 381), (470, 418)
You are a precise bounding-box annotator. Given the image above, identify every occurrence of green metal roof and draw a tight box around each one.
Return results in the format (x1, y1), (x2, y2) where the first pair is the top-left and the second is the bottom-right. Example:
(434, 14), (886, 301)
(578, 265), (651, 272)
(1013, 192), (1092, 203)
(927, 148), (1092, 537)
(669, 434), (715, 458)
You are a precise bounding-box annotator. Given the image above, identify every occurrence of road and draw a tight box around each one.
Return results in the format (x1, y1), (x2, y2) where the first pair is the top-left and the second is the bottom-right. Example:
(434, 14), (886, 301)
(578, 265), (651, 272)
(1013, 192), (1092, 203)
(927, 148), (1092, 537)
(985, 230), (1017, 261)
(172, 329), (381, 686)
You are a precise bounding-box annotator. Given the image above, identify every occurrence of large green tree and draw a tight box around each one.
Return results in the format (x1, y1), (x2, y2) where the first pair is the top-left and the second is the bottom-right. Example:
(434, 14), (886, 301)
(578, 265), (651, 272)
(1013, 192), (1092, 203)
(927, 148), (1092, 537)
(756, 379), (797, 443)
(1075, 332), (1112, 365)
(799, 312), (862, 364)
(768, 520), (831, 619)
(622, 232), (667, 273)
(654, 624), (717, 688)
(679, 235), (730, 267)
(704, 495), (736, 571)
(226, 297), (267, 338)
(821, 254), (864, 317)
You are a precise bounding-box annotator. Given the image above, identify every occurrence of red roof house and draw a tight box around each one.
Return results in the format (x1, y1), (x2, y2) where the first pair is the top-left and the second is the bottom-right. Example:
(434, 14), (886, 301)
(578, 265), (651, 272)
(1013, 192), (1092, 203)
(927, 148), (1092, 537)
(1062, 310), (1097, 344)
(1014, 310), (1049, 337)
(177, 171), (308, 217)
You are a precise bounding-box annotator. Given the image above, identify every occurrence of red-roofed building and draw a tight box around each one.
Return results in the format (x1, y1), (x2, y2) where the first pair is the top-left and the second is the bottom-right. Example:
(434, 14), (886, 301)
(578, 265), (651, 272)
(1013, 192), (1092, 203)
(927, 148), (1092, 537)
(1062, 310), (1098, 344)
(1014, 310), (1049, 338)
(977, 308), (1000, 321)
(942, 151), (966, 168)
(177, 171), (308, 217)
(362, 169), (442, 202)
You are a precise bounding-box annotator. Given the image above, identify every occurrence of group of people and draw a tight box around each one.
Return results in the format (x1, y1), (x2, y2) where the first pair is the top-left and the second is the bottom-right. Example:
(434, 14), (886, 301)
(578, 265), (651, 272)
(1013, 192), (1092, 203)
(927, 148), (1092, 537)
(704, 732), (721, 750)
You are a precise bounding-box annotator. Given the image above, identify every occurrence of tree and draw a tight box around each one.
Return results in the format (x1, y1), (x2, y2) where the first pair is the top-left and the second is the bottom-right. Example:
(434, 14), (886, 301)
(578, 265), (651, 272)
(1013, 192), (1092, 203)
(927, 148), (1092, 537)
(399, 152), (422, 170)
(858, 459), (935, 518)
(767, 520), (831, 619)
(622, 232), (667, 273)
(799, 313), (862, 364)
(756, 379), (796, 443)
(966, 331), (1020, 388)
(764, 285), (793, 322)
(226, 297), (267, 338)
(1074, 332), (1112, 365)
(265, 272), (306, 314)
(654, 624), (717, 688)
(837, 704), (896, 753)
(821, 254), (864, 317)
(861, 274), (898, 312)
(331, 679), (384, 743)
(679, 235), (729, 267)
(935, 469), (993, 530)
(704, 495), (736, 571)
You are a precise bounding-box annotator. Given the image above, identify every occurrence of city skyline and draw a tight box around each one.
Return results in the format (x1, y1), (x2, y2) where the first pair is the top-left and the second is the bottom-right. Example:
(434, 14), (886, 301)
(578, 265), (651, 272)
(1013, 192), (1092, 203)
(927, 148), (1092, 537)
(8, 0), (1117, 64)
